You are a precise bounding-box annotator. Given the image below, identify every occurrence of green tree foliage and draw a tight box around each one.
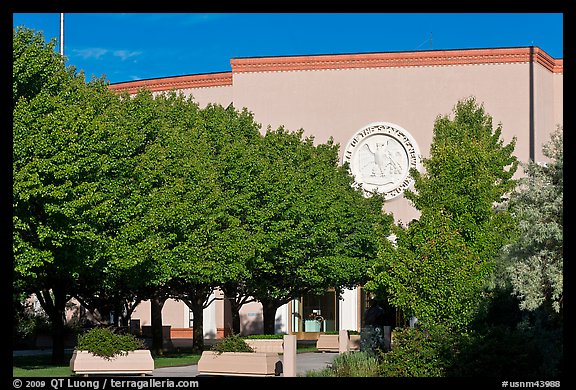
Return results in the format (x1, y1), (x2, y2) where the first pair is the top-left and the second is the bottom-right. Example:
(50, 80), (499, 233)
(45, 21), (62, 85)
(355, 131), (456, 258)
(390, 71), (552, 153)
(366, 97), (518, 330)
(500, 127), (563, 317)
(139, 100), (262, 352)
(12, 25), (69, 106)
(223, 126), (391, 334)
(66, 88), (166, 330)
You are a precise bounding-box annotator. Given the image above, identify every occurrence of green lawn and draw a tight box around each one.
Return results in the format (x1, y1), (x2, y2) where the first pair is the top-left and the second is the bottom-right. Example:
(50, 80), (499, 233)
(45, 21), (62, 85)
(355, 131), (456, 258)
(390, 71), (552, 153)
(13, 354), (75, 377)
(151, 352), (201, 368)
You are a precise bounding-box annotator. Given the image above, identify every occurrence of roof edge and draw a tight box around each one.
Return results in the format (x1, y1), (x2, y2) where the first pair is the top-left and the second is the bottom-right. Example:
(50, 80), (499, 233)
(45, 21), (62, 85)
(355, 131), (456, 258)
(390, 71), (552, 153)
(109, 72), (232, 94)
(231, 47), (563, 74)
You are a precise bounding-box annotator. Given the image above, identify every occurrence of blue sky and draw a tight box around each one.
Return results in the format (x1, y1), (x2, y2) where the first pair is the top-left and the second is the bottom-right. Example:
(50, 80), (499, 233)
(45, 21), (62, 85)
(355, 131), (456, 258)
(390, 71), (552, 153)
(12, 13), (563, 85)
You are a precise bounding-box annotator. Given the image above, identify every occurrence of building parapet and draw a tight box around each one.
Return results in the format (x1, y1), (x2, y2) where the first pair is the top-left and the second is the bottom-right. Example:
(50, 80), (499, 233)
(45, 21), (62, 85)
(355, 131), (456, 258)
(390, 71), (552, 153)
(230, 47), (563, 74)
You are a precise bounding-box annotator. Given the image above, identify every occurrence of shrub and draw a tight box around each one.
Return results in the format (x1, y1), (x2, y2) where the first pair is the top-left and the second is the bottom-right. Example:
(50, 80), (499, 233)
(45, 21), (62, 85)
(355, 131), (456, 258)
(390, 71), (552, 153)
(378, 324), (458, 377)
(360, 325), (389, 355)
(211, 333), (254, 353)
(304, 367), (334, 377)
(13, 309), (51, 348)
(76, 326), (146, 360)
(304, 351), (380, 377)
(331, 351), (380, 377)
(448, 320), (562, 378)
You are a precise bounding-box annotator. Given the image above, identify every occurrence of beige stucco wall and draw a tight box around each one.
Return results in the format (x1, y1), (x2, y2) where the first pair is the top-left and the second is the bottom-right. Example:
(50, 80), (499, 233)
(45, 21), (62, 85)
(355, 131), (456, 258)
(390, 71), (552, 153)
(130, 300), (151, 326)
(533, 63), (563, 163)
(238, 302), (264, 335)
(178, 85), (233, 108)
(231, 63), (530, 160)
(131, 299), (187, 328)
(552, 70), (563, 142)
(162, 299), (188, 328)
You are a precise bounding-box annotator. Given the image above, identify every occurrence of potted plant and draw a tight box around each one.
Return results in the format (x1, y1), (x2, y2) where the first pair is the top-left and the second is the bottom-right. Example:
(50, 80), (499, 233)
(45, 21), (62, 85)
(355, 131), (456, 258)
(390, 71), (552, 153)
(69, 326), (154, 376)
(197, 333), (282, 376)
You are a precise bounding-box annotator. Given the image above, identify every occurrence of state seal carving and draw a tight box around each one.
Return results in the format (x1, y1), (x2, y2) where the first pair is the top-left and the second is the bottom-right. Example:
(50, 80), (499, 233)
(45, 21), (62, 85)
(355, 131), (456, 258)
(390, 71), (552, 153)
(343, 122), (421, 200)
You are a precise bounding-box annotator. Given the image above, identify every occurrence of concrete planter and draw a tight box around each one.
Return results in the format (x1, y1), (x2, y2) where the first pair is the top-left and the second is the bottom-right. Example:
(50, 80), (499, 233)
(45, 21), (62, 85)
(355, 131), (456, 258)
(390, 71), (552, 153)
(197, 351), (281, 376)
(316, 334), (340, 352)
(70, 350), (154, 376)
(316, 333), (361, 352)
(244, 339), (284, 353)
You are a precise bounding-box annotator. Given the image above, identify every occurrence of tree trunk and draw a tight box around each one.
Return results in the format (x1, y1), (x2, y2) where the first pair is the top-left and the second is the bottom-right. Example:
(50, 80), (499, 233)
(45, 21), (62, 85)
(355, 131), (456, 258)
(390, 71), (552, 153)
(179, 285), (215, 352)
(36, 288), (67, 364)
(50, 315), (66, 364)
(114, 301), (122, 327)
(229, 298), (241, 335)
(150, 296), (166, 355)
(188, 296), (205, 353)
(261, 299), (281, 335)
(220, 285), (242, 335)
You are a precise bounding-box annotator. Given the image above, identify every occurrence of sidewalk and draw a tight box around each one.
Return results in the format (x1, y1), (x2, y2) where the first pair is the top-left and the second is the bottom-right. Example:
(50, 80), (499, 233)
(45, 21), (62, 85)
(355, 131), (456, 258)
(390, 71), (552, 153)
(150, 351), (338, 377)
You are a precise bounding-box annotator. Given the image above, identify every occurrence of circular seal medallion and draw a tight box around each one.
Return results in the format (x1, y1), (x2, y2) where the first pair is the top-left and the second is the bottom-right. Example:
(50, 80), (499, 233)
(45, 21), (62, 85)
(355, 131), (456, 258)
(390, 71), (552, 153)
(342, 122), (421, 200)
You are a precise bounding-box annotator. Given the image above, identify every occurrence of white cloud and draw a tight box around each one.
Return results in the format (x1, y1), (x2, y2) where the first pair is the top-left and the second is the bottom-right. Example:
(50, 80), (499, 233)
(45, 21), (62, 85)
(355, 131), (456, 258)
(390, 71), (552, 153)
(72, 47), (108, 59)
(70, 47), (142, 62)
(113, 50), (143, 61)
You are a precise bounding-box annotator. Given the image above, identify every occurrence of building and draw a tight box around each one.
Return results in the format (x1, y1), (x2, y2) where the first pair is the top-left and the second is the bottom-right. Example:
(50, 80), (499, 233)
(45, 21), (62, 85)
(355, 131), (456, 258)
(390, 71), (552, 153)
(109, 46), (563, 340)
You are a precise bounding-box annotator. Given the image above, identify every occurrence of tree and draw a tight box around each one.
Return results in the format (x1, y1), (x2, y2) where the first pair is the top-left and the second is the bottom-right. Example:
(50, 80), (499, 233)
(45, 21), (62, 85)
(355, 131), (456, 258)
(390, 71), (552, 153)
(184, 103), (265, 340)
(13, 27), (120, 363)
(221, 126), (391, 334)
(366, 97), (519, 330)
(69, 88), (165, 330)
(134, 99), (261, 352)
(13, 27), (161, 362)
(501, 126), (563, 318)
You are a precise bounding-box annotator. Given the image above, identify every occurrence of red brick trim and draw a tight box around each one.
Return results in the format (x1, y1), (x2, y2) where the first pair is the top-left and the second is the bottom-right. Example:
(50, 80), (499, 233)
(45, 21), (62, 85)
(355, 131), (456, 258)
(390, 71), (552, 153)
(109, 72), (232, 94)
(552, 59), (563, 73)
(231, 47), (563, 74)
(532, 47), (562, 73)
(170, 328), (193, 339)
